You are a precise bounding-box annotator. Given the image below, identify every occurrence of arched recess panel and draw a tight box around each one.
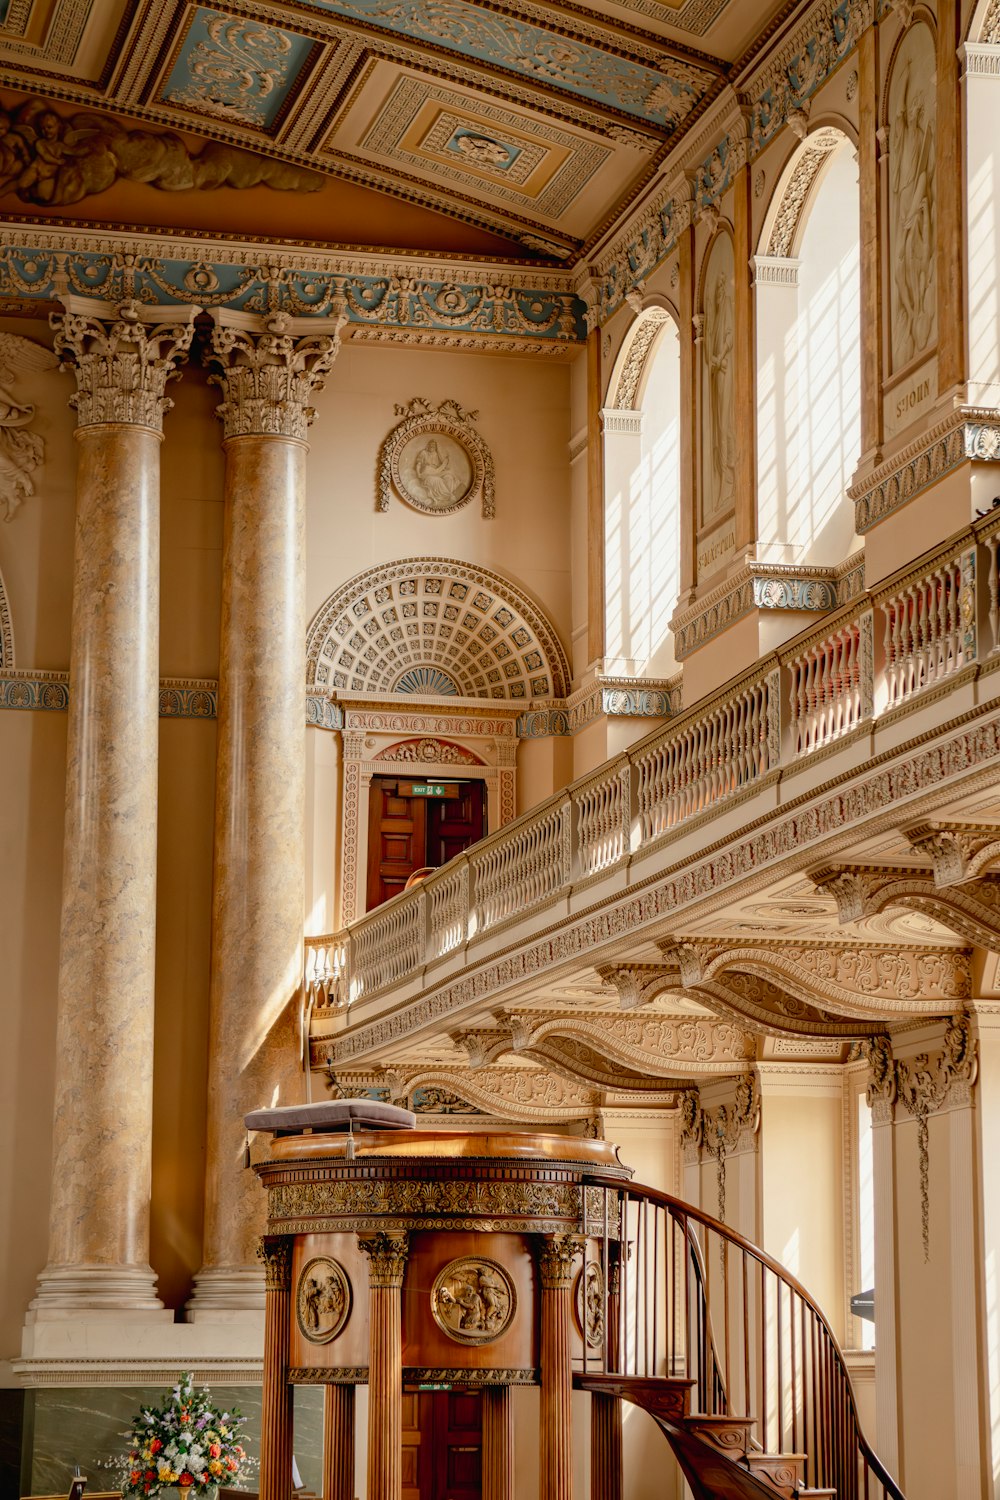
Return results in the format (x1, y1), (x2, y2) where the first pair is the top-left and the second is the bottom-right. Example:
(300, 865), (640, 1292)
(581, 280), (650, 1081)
(307, 557), (571, 701)
(755, 125), (861, 565)
(603, 305), (682, 676)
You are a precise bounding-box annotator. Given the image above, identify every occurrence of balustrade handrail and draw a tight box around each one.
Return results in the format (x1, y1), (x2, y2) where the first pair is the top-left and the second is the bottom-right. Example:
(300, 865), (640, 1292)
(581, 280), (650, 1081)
(305, 516), (1000, 1008)
(582, 1171), (905, 1499)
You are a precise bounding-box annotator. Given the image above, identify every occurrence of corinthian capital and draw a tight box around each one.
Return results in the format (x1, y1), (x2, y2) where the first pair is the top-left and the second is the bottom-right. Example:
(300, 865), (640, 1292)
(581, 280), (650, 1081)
(537, 1232), (584, 1290)
(207, 304), (348, 442)
(358, 1230), (410, 1289)
(51, 298), (198, 432)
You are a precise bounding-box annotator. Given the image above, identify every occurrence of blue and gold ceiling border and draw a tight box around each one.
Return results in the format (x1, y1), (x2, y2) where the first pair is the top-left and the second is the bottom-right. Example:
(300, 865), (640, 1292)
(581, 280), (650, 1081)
(0, 236), (588, 344)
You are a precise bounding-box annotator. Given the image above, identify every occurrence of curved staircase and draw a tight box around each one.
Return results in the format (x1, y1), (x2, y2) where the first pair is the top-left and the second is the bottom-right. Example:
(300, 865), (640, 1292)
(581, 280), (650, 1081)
(574, 1176), (903, 1500)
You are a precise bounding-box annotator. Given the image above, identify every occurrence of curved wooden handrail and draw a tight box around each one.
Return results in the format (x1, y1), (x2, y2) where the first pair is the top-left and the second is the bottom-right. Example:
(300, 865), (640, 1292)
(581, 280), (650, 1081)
(583, 1170), (905, 1500)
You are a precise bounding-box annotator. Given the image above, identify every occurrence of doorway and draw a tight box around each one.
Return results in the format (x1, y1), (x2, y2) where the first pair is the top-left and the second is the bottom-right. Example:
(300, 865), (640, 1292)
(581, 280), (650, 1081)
(402, 1389), (482, 1500)
(366, 777), (487, 910)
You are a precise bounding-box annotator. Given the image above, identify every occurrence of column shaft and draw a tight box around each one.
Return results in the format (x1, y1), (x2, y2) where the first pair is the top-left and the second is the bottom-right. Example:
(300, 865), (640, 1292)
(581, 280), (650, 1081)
(482, 1386), (514, 1500)
(858, 26), (883, 462)
(31, 301), (193, 1316)
(538, 1234), (582, 1500)
(322, 1384), (355, 1500)
(590, 1394), (622, 1500)
(260, 1238), (294, 1500)
(190, 310), (344, 1315)
(360, 1232), (409, 1500)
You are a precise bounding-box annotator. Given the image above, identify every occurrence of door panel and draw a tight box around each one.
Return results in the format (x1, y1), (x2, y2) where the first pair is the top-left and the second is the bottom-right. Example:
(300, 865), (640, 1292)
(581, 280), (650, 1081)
(426, 783), (486, 869)
(400, 1390), (482, 1499)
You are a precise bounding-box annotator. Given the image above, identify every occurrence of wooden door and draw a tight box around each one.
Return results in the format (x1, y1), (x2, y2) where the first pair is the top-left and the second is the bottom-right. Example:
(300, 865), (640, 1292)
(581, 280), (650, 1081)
(366, 778), (428, 909)
(426, 782), (486, 868)
(400, 1391), (482, 1500)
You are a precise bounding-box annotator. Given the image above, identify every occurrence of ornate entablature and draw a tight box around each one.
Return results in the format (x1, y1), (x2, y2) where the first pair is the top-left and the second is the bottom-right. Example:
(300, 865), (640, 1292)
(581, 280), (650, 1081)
(0, 238), (586, 349)
(306, 556), (571, 701)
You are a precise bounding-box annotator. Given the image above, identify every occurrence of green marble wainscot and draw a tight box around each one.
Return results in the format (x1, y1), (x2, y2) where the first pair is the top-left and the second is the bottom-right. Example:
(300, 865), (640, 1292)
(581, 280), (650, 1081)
(23, 1383), (325, 1497)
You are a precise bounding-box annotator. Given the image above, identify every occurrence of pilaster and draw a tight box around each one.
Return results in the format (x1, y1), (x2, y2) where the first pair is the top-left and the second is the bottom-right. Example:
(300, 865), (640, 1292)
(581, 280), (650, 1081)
(538, 1233), (583, 1500)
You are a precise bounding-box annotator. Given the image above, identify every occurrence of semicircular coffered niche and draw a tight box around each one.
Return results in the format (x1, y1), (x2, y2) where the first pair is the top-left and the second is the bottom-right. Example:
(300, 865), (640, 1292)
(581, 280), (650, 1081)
(306, 556), (571, 700)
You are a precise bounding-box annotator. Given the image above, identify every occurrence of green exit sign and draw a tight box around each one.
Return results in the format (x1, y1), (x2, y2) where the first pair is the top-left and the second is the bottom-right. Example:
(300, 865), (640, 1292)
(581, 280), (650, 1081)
(411, 782), (447, 796)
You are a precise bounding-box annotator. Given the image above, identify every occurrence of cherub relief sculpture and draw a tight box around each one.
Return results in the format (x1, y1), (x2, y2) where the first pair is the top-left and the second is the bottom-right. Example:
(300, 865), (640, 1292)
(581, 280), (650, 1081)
(0, 98), (324, 207)
(0, 333), (59, 521)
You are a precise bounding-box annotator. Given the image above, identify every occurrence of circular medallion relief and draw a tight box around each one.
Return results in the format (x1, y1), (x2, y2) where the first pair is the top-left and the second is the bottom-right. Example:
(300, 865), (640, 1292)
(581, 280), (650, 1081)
(574, 1262), (604, 1349)
(430, 1257), (516, 1344)
(296, 1256), (352, 1345)
(395, 432), (474, 513)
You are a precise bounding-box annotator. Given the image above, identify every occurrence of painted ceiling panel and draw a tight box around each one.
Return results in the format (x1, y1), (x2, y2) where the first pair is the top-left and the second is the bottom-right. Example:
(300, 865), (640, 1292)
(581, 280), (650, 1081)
(160, 9), (319, 130)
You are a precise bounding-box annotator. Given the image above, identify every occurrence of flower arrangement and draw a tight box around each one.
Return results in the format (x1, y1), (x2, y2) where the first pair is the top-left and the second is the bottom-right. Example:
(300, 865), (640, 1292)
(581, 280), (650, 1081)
(124, 1373), (247, 1496)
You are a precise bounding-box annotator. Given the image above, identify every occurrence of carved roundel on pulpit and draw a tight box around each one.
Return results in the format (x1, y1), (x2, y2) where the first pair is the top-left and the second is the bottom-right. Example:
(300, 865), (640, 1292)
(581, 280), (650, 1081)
(430, 1257), (516, 1344)
(296, 1256), (352, 1344)
(574, 1262), (604, 1349)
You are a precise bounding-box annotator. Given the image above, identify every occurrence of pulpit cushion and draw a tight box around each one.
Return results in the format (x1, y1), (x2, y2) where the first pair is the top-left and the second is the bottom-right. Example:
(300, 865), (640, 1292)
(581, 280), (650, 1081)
(243, 1099), (416, 1134)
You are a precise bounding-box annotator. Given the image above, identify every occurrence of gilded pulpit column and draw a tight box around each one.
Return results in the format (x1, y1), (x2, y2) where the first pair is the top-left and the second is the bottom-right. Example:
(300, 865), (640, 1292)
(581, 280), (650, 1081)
(188, 306), (346, 1318)
(322, 1383), (355, 1500)
(538, 1233), (583, 1500)
(359, 1231), (410, 1500)
(591, 1249), (622, 1500)
(482, 1386), (514, 1500)
(30, 299), (195, 1318)
(259, 1237), (294, 1500)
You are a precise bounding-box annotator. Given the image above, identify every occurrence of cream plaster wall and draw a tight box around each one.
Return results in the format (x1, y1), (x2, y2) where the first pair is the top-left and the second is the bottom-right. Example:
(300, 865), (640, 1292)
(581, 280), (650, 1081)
(302, 343), (574, 661)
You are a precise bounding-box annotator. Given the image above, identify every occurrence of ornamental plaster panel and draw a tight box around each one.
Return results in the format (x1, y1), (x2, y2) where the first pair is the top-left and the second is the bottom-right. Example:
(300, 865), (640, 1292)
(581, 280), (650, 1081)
(849, 409), (1000, 532)
(307, 556), (571, 700)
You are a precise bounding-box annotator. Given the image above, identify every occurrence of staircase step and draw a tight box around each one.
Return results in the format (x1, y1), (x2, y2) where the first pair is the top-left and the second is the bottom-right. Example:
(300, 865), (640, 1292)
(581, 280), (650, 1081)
(683, 1414), (755, 1458)
(573, 1372), (695, 1422)
(797, 1491), (836, 1498)
(739, 1452), (805, 1499)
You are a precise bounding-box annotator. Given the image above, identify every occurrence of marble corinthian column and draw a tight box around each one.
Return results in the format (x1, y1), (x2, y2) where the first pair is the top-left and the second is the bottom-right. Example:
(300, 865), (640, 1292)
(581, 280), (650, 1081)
(29, 299), (196, 1318)
(188, 307), (346, 1317)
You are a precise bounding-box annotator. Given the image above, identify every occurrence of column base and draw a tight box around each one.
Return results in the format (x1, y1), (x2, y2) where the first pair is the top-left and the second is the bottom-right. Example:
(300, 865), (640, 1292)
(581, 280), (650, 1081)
(27, 1263), (168, 1319)
(185, 1265), (266, 1321)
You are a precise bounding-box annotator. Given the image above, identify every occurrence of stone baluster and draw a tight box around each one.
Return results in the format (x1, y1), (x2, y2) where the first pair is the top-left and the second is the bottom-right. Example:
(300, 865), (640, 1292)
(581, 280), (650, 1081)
(538, 1233), (582, 1500)
(259, 1237), (294, 1500)
(28, 298), (195, 1320)
(359, 1232), (410, 1500)
(188, 306), (346, 1317)
(322, 1383), (355, 1500)
(482, 1385), (514, 1500)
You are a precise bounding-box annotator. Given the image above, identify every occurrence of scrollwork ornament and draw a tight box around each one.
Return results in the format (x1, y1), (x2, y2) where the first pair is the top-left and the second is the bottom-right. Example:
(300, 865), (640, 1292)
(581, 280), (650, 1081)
(537, 1232), (584, 1290)
(52, 300), (195, 432)
(358, 1230), (410, 1288)
(894, 1014), (978, 1260)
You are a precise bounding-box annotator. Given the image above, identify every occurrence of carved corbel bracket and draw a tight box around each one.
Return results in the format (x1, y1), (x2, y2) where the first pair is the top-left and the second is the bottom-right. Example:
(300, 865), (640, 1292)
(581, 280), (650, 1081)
(811, 862), (1000, 947)
(597, 962), (681, 1011)
(903, 821), (1000, 887)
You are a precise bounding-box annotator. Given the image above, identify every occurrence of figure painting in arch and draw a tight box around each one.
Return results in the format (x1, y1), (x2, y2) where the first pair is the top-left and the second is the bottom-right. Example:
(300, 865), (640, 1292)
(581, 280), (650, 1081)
(888, 27), (937, 369)
(702, 242), (737, 524)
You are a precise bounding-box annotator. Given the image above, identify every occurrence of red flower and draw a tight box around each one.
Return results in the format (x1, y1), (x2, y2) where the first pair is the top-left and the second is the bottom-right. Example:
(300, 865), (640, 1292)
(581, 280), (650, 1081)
(150, 1439), (162, 1454)
(178, 1474), (193, 1486)
(144, 1470), (155, 1481)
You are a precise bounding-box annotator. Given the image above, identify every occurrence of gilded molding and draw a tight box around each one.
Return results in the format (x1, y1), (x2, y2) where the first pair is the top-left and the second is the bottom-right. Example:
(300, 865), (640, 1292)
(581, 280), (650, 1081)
(268, 1177), (586, 1230)
(402, 1367), (537, 1385)
(207, 307), (347, 441)
(52, 298), (196, 432)
(290, 1367), (369, 1384)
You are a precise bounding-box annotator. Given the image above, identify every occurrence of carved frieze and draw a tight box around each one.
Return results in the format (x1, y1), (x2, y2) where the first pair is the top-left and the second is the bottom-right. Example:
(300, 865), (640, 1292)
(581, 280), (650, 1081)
(269, 1176), (586, 1232)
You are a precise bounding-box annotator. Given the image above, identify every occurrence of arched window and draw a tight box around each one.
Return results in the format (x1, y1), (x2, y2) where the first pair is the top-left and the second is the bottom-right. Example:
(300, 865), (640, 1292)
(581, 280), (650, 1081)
(756, 127), (861, 566)
(603, 306), (682, 677)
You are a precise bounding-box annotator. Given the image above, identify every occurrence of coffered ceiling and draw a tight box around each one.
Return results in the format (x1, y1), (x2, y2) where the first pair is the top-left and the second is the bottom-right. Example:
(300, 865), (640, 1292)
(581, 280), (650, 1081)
(0, 0), (792, 261)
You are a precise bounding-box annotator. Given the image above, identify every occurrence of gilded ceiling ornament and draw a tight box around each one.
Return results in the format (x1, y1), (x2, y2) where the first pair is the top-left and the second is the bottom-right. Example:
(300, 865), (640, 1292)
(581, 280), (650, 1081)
(296, 1256), (352, 1344)
(0, 98), (324, 207)
(377, 396), (494, 517)
(430, 1256), (516, 1343)
(0, 331), (58, 520)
